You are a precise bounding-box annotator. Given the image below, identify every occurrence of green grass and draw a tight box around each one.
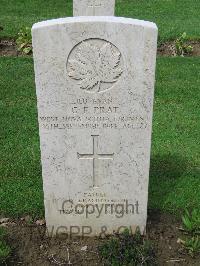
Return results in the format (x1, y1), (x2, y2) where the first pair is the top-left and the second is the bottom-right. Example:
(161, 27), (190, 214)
(149, 57), (200, 212)
(0, 57), (43, 217)
(1, 0), (200, 42)
(0, 56), (199, 217)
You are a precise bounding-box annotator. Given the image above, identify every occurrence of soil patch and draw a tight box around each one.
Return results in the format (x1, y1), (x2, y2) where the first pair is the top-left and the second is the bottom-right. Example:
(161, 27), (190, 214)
(0, 39), (19, 57)
(157, 41), (200, 57)
(2, 211), (199, 266)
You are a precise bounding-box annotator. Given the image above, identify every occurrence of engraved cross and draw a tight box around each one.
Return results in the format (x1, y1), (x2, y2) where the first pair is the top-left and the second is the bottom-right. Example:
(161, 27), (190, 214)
(77, 135), (114, 188)
(87, 0), (102, 15)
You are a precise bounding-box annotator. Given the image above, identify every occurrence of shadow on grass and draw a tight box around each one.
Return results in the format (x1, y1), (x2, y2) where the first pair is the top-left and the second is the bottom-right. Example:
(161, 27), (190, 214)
(150, 154), (189, 180)
(148, 154), (199, 213)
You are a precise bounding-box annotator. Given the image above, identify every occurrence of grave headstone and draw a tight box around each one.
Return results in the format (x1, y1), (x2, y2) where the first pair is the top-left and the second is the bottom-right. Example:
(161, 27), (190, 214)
(73, 0), (115, 16)
(32, 4), (157, 237)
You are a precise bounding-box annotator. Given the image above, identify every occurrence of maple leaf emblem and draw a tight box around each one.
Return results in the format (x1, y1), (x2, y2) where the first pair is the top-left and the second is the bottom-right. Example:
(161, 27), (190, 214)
(67, 41), (123, 92)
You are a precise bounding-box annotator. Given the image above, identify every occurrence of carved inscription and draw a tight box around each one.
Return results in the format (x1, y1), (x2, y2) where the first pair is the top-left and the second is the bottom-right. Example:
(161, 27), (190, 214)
(87, 0), (102, 15)
(67, 39), (123, 93)
(39, 95), (148, 130)
(40, 116), (146, 130)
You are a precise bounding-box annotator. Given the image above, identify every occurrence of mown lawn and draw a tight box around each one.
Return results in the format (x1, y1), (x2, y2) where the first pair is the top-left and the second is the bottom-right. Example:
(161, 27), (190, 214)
(0, 57), (43, 217)
(149, 57), (200, 212)
(0, 56), (199, 217)
(0, 0), (200, 42)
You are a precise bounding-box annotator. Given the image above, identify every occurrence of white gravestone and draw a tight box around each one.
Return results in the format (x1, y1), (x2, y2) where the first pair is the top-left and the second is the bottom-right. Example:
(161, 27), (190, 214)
(32, 16), (157, 236)
(73, 0), (115, 16)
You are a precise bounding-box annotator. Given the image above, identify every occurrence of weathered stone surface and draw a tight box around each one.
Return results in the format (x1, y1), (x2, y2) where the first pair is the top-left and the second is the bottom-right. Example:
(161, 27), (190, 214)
(32, 16), (157, 236)
(73, 0), (115, 16)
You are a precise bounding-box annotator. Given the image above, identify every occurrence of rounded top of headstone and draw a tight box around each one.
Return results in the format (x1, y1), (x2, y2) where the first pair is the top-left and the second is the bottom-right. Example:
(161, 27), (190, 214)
(32, 17), (157, 32)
